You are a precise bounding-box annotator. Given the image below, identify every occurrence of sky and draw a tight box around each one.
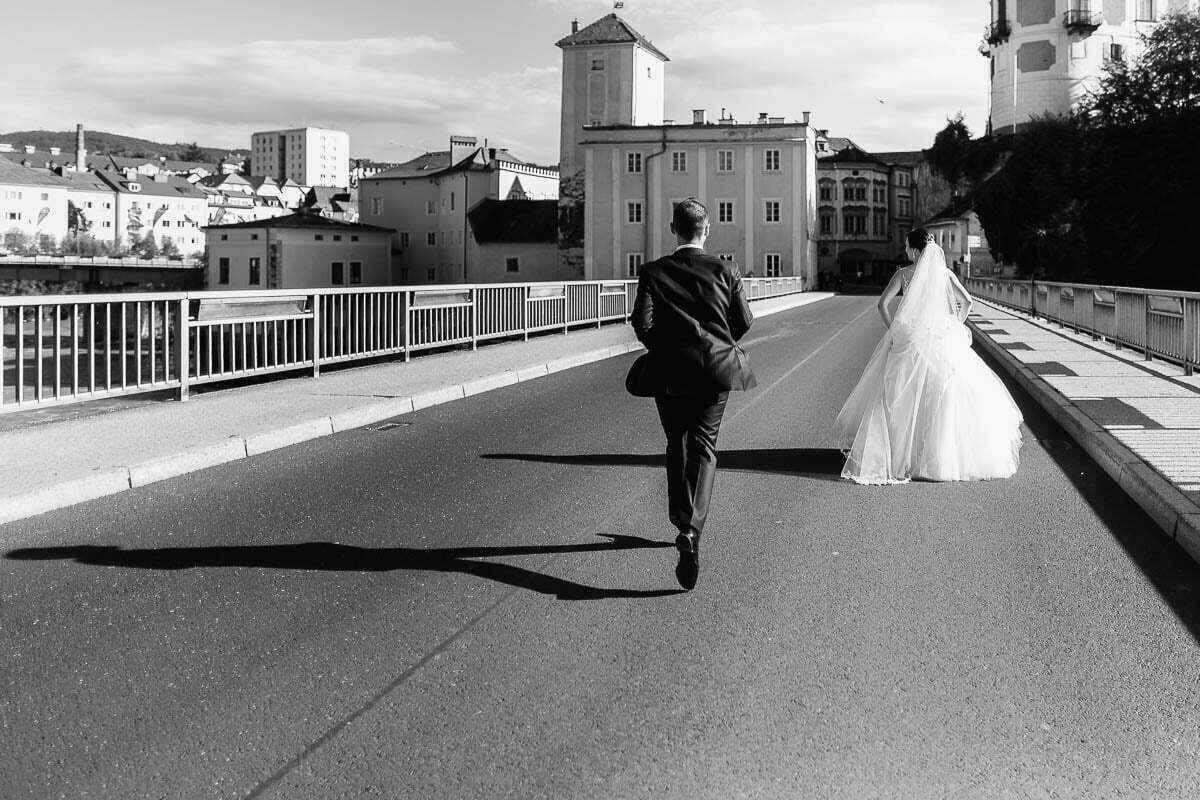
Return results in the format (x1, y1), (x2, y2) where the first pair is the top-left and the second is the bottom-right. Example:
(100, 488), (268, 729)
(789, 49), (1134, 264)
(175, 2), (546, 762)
(0, 0), (991, 165)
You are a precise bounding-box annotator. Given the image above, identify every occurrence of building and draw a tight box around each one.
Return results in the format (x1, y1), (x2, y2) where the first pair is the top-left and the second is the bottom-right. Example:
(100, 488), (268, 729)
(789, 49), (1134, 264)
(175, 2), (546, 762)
(357, 136), (558, 285)
(557, 14), (819, 284)
(93, 170), (207, 254)
(0, 158), (70, 249)
(60, 170), (119, 244)
(815, 145), (895, 282)
(204, 210), (392, 290)
(924, 202), (1000, 277)
(250, 127), (349, 188)
(464, 199), (558, 283)
(982, 0), (1200, 134)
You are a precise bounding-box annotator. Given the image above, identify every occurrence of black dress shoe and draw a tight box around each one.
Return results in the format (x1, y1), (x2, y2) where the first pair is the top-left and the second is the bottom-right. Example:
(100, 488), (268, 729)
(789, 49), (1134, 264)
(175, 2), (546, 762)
(674, 531), (700, 591)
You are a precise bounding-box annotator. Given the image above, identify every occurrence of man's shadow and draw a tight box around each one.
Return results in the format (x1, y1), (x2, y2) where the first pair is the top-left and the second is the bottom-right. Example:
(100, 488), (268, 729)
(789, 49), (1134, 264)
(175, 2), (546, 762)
(5, 535), (683, 601)
(481, 448), (845, 480)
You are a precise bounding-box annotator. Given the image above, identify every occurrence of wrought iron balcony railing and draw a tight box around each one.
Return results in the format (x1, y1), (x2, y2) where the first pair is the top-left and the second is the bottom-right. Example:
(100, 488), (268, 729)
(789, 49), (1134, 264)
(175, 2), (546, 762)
(985, 20), (1012, 45)
(1063, 9), (1103, 34)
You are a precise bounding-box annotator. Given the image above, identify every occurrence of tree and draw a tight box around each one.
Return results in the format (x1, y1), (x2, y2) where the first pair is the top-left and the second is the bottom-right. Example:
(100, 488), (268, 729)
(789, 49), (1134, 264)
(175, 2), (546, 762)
(159, 236), (181, 258)
(927, 113), (973, 186)
(132, 231), (159, 259)
(177, 142), (207, 162)
(1079, 10), (1200, 127)
(67, 200), (92, 237)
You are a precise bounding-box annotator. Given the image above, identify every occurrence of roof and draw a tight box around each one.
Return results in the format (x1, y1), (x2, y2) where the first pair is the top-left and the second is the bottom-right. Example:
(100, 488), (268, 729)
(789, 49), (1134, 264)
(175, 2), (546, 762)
(819, 144), (884, 166)
(556, 14), (669, 61)
(0, 157), (70, 187)
(467, 199), (557, 244)
(873, 150), (925, 165)
(92, 171), (206, 199)
(821, 137), (858, 153)
(924, 195), (976, 225)
(206, 210), (392, 233)
(370, 149), (493, 181)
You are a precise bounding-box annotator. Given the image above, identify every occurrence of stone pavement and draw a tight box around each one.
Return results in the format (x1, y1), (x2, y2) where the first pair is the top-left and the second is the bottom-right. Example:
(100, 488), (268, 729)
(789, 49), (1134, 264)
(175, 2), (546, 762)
(970, 299), (1200, 563)
(0, 291), (830, 527)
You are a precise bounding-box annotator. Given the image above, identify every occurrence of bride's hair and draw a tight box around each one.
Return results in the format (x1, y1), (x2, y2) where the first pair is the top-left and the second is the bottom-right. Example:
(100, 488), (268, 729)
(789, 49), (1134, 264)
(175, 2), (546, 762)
(906, 228), (932, 250)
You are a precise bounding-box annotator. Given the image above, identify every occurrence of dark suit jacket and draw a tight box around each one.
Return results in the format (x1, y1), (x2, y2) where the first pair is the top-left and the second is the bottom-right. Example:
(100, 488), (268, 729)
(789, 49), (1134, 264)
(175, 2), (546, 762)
(631, 247), (756, 395)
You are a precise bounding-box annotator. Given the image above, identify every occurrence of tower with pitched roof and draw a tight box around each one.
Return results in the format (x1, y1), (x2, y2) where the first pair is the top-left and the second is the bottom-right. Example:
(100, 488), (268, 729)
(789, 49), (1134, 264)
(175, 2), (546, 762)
(555, 14), (668, 276)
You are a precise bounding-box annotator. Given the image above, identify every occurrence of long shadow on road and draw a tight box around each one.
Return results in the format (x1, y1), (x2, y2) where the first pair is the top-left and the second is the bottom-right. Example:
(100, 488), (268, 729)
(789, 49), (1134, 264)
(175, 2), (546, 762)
(6, 535), (683, 601)
(482, 448), (846, 481)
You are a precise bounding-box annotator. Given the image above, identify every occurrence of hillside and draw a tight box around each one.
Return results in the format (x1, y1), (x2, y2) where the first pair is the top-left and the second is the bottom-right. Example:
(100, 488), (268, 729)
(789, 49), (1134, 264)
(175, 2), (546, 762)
(0, 129), (245, 164)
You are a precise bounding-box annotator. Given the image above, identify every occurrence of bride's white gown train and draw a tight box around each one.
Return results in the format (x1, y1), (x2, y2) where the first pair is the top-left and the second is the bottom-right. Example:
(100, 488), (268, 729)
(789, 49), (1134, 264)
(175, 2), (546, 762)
(834, 244), (1022, 485)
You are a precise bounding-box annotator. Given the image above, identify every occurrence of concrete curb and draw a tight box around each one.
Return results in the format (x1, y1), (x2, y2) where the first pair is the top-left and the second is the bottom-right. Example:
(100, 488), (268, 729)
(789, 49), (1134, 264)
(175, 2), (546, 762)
(0, 292), (826, 527)
(969, 304), (1200, 564)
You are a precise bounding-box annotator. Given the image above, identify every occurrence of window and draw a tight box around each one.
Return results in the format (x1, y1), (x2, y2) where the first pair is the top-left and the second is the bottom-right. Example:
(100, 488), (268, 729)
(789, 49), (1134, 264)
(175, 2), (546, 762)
(426, 268), (436, 281)
(250, 233), (259, 240)
(671, 151), (687, 172)
(5, 212), (16, 221)
(427, 232), (437, 246)
(591, 58), (605, 71)
(506, 256), (520, 273)
(249, 257), (261, 285)
(843, 210), (868, 234)
(820, 210), (835, 234)
(764, 253), (782, 277)
(718, 253), (735, 262)
(1136, 0), (1155, 20)
(764, 149), (781, 171)
(627, 152), (643, 173)
(315, 234), (324, 241)
(718, 201), (735, 224)
(371, 197), (382, 215)
(626, 253), (643, 276)
(350, 261), (362, 284)
(627, 201), (643, 224)
(764, 200), (781, 223)
(400, 268), (410, 282)
(1107, 43), (1126, 61)
(220, 234), (228, 241)
(331, 261), (345, 284)
(717, 150), (734, 172)
(218, 257), (230, 285)
(40, 192), (48, 201)
(818, 182), (833, 201)
(351, 235), (359, 242)
(399, 232), (410, 248)
(332, 235), (342, 242)
(426, 200), (436, 215)
(450, 192), (455, 211)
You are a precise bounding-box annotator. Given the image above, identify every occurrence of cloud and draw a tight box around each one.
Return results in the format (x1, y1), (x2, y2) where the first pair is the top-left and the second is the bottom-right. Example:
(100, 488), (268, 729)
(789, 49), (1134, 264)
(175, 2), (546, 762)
(2, 35), (562, 163)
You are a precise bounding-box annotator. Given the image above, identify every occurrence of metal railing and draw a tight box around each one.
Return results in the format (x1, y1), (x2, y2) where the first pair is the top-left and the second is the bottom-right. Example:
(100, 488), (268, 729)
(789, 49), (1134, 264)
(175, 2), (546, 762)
(968, 277), (1200, 375)
(0, 276), (807, 412)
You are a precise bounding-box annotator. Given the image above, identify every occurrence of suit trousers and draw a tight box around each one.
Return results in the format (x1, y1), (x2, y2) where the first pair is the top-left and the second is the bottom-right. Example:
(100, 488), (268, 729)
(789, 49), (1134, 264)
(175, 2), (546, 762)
(654, 391), (729, 536)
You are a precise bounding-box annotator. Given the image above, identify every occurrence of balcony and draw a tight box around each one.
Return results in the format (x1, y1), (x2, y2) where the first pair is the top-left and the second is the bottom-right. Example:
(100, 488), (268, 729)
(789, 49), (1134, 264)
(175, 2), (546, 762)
(985, 19), (1012, 45)
(1063, 9), (1102, 34)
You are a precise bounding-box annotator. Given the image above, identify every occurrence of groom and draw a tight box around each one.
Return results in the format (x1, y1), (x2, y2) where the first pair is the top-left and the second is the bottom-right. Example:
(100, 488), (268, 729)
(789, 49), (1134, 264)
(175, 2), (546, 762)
(631, 199), (756, 590)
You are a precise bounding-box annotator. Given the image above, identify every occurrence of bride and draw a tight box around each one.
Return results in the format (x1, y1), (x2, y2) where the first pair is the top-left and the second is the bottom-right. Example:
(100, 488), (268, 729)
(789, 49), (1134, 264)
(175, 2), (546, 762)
(834, 229), (1023, 485)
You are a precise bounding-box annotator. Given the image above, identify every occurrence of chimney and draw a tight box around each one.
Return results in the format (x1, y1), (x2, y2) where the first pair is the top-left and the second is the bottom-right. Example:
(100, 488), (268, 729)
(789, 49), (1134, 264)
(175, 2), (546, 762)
(802, 111), (811, 125)
(449, 135), (478, 165)
(571, 19), (579, 34)
(75, 124), (87, 173)
(692, 109), (706, 125)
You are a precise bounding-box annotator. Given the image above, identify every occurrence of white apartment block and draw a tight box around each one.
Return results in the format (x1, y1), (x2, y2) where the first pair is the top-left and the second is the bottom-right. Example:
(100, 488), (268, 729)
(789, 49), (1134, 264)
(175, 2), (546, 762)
(983, 0), (1200, 133)
(0, 159), (69, 246)
(250, 127), (349, 188)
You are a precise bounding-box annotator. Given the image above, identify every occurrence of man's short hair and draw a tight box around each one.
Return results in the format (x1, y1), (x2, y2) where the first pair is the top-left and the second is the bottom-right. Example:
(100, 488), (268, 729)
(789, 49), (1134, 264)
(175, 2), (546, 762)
(672, 199), (708, 239)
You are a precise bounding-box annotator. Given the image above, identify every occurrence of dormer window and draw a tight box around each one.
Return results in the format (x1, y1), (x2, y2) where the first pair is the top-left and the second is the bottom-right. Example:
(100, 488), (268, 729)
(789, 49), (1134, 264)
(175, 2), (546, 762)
(128, 182), (141, 192)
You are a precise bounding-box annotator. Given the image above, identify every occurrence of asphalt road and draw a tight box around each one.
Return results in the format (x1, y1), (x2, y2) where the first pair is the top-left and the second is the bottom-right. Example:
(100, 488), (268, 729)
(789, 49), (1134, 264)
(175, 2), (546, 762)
(3, 296), (1199, 799)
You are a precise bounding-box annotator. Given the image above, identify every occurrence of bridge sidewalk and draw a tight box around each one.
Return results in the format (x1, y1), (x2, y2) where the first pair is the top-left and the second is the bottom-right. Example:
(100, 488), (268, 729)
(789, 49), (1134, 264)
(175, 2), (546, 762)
(0, 291), (830, 527)
(970, 300), (1200, 562)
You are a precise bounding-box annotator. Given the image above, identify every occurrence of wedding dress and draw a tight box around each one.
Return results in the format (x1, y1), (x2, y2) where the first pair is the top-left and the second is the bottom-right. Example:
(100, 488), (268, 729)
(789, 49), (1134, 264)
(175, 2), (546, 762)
(834, 242), (1022, 485)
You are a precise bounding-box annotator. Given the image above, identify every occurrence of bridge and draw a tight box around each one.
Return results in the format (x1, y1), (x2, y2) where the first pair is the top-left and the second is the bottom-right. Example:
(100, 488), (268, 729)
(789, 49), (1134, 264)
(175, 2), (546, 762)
(2, 280), (1199, 798)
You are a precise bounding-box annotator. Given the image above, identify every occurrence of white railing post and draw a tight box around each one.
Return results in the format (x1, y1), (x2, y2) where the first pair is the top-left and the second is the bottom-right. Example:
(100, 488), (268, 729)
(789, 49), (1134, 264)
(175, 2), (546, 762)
(178, 297), (190, 401)
(471, 288), (479, 351)
(311, 292), (322, 377)
(403, 291), (412, 362)
(522, 286), (530, 341)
